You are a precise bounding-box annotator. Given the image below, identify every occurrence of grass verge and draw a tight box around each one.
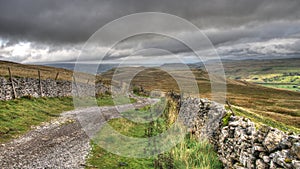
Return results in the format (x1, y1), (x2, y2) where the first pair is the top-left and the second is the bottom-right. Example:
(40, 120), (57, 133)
(172, 135), (222, 169)
(0, 95), (136, 143)
(97, 95), (137, 106)
(0, 97), (74, 143)
(86, 99), (222, 169)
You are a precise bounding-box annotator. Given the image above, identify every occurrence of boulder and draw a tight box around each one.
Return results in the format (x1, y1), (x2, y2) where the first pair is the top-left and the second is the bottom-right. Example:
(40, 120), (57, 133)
(262, 156), (270, 163)
(291, 142), (300, 159)
(256, 159), (268, 169)
(292, 160), (300, 169)
(233, 163), (247, 169)
(263, 129), (285, 152)
(270, 150), (293, 168)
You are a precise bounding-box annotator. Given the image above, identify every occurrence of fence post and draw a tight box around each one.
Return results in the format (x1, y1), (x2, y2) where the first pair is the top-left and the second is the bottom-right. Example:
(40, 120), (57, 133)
(73, 75), (79, 97)
(226, 99), (235, 115)
(38, 69), (43, 97)
(8, 67), (17, 99)
(55, 72), (59, 80)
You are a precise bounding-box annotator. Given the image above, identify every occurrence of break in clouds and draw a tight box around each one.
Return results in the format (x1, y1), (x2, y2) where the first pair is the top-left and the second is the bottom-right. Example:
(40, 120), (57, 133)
(0, 0), (300, 63)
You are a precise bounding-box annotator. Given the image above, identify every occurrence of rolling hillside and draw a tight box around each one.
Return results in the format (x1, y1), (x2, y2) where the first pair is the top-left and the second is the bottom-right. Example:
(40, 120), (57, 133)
(0, 60), (93, 83)
(221, 58), (300, 92)
(98, 67), (300, 131)
(1, 60), (299, 131)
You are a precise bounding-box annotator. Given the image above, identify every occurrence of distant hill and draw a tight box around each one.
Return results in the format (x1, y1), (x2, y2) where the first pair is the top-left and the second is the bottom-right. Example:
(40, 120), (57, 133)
(98, 66), (300, 130)
(43, 63), (118, 74)
(220, 58), (300, 92)
(185, 58), (300, 92)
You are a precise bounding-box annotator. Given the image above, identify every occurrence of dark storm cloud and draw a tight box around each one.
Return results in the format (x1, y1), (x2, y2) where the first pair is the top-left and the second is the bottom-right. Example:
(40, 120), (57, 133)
(1, 0), (300, 43)
(0, 0), (300, 62)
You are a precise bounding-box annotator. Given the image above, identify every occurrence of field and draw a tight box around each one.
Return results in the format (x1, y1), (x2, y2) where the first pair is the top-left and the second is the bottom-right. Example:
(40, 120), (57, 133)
(221, 58), (300, 92)
(98, 61), (300, 133)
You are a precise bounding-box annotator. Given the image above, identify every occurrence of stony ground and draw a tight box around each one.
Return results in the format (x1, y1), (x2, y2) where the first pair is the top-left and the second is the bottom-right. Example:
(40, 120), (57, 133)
(0, 97), (157, 169)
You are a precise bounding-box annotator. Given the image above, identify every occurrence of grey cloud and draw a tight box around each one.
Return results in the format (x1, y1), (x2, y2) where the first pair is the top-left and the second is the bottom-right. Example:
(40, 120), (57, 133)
(1, 0), (300, 43)
(1, 0), (300, 63)
(288, 40), (300, 51)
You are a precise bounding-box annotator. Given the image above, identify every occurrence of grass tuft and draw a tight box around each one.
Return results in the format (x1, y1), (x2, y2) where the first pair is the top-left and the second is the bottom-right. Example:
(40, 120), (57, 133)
(86, 98), (222, 168)
(0, 97), (74, 143)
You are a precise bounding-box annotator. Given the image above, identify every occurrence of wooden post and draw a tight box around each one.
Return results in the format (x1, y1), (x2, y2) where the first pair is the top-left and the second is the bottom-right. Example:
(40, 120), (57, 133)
(226, 99), (235, 115)
(72, 75), (79, 97)
(55, 72), (59, 80)
(180, 92), (184, 107)
(38, 69), (43, 97)
(8, 67), (17, 99)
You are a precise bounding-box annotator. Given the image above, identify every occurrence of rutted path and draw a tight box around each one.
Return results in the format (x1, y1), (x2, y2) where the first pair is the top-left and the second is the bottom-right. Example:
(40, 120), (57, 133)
(0, 97), (158, 169)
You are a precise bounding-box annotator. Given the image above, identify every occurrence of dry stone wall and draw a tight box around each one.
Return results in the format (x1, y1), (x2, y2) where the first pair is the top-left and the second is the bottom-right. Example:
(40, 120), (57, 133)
(0, 77), (109, 100)
(179, 97), (300, 169)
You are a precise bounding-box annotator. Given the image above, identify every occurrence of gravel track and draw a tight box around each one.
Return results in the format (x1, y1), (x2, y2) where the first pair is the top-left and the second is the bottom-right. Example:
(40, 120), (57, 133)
(0, 97), (157, 169)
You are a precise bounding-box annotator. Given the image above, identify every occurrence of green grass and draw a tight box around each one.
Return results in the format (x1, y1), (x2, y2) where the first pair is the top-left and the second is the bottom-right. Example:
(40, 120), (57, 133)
(222, 111), (233, 127)
(86, 99), (222, 169)
(172, 135), (222, 169)
(87, 116), (155, 169)
(0, 95), (136, 143)
(222, 58), (300, 92)
(261, 84), (300, 92)
(73, 95), (137, 107)
(87, 120), (222, 169)
(97, 95), (137, 106)
(87, 142), (155, 169)
(107, 118), (148, 138)
(0, 97), (74, 143)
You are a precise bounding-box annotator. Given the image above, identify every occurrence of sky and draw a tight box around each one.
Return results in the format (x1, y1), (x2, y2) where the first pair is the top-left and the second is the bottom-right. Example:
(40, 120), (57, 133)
(0, 0), (300, 64)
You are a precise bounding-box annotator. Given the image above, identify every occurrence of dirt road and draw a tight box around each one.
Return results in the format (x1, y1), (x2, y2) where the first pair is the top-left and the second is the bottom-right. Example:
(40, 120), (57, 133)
(0, 97), (157, 169)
